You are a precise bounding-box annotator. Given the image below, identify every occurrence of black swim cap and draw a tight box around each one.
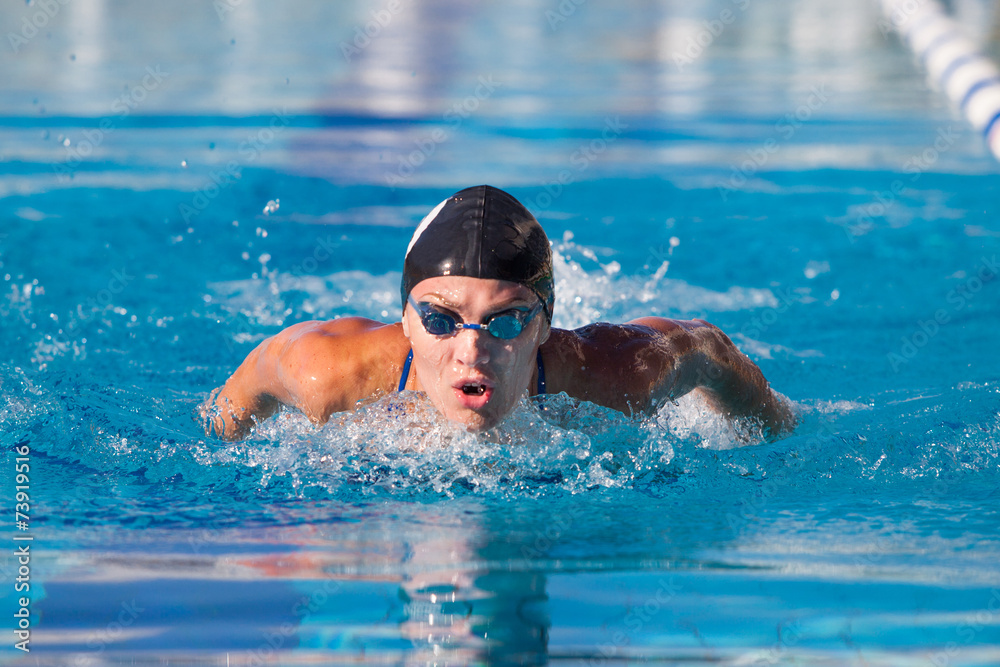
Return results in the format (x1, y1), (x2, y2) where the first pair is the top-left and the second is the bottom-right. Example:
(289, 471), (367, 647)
(401, 185), (554, 321)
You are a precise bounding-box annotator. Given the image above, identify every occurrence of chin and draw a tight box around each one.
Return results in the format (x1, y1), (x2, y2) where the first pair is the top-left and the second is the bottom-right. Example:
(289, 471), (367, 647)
(442, 405), (504, 432)
(454, 411), (498, 432)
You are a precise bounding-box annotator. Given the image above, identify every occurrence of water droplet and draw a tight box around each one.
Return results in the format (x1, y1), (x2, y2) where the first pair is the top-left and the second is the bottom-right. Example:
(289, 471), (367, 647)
(69, 53), (76, 61)
(208, 142), (215, 150)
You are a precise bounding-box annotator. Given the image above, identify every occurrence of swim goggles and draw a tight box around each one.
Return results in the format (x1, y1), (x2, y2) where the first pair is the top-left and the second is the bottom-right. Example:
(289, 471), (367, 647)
(406, 295), (543, 340)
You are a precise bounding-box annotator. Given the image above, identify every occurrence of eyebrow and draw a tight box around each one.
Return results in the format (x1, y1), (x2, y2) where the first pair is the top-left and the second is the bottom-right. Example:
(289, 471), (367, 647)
(418, 294), (532, 312)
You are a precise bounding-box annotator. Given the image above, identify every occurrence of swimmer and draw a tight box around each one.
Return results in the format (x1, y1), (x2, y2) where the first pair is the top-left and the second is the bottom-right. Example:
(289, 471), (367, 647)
(203, 185), (795, 439)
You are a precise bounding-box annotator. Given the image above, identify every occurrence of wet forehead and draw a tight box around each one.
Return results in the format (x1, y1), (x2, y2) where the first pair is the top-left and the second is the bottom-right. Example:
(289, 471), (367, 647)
(410, 276), (535, 311)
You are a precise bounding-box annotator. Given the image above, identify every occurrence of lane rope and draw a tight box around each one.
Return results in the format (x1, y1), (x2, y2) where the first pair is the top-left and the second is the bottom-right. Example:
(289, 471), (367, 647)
(881, 0), (1000, 160)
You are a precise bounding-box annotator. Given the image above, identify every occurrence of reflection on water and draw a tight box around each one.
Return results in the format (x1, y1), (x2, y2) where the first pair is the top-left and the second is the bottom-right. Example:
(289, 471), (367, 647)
(398, 539), (550, 664)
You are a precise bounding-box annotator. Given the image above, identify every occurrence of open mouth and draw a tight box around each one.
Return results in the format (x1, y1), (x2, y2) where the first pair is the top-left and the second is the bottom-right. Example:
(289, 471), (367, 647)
(453, 379), (494, 409)
(461, 383), (487, 396)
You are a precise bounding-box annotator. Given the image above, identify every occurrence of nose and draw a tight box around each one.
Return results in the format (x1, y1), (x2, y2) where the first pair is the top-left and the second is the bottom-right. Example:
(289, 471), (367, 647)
(453, 328), (491, 367)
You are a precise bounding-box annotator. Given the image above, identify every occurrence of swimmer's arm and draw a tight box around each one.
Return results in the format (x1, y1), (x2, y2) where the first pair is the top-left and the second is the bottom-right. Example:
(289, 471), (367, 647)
(200, 328), (297, 441)
(629, 317), (796, 435)
(200, 319), (399, 440)
(201, 321), (344, 440)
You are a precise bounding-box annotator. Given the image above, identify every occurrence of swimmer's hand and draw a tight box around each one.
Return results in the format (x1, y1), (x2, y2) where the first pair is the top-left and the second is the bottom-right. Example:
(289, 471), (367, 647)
(199, 383), (280, 441)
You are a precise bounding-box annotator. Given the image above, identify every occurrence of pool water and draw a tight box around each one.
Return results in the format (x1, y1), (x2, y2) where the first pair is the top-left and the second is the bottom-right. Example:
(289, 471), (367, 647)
(3, 0), (1000, 664)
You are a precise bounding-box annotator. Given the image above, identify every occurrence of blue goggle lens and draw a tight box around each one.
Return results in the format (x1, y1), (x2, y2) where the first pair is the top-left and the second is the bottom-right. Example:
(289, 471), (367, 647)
(487, 315), (522, 339)
(408, 296), (541, 340)
(423, 311), (458, 335)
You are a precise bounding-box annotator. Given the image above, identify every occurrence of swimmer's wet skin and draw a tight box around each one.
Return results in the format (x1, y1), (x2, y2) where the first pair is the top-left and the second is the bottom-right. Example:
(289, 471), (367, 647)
(202, 185), (795, 440)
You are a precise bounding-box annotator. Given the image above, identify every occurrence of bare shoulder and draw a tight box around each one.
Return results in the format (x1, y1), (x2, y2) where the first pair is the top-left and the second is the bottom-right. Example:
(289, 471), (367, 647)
(273, 318), (410, 416)
(543, 318), (703, 364)
(275, 317), (403, 356)
(205, 317), (409, 439)
(540, 321), (687, 414)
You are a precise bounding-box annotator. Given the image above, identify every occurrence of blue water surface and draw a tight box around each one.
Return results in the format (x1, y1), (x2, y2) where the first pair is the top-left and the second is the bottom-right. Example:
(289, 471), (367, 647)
(2, 0), (1000, 665)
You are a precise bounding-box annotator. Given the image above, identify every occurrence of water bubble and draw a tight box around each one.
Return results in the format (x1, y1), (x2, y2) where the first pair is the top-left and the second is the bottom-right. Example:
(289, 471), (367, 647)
(181, 160), (188, 168)
(804, 260), (830, 280)
(262, 199), (280, 215)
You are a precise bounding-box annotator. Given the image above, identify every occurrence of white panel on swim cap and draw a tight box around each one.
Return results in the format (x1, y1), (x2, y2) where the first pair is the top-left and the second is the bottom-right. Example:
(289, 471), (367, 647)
(405, 197), (450, 257)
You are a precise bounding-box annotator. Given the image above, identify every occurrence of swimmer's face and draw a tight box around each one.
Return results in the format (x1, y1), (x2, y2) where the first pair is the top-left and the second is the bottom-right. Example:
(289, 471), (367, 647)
(402, 276), (550, 432)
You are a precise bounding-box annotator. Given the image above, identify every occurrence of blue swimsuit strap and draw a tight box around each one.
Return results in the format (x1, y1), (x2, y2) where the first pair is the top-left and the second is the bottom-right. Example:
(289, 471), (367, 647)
(397, 349), (547, 395)
(398, 349), (414, 392)
(535, 348), (546, 395)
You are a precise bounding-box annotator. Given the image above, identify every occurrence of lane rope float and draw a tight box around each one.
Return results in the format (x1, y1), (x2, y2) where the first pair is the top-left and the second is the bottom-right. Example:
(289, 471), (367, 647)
(881, 0), (1000, 160)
